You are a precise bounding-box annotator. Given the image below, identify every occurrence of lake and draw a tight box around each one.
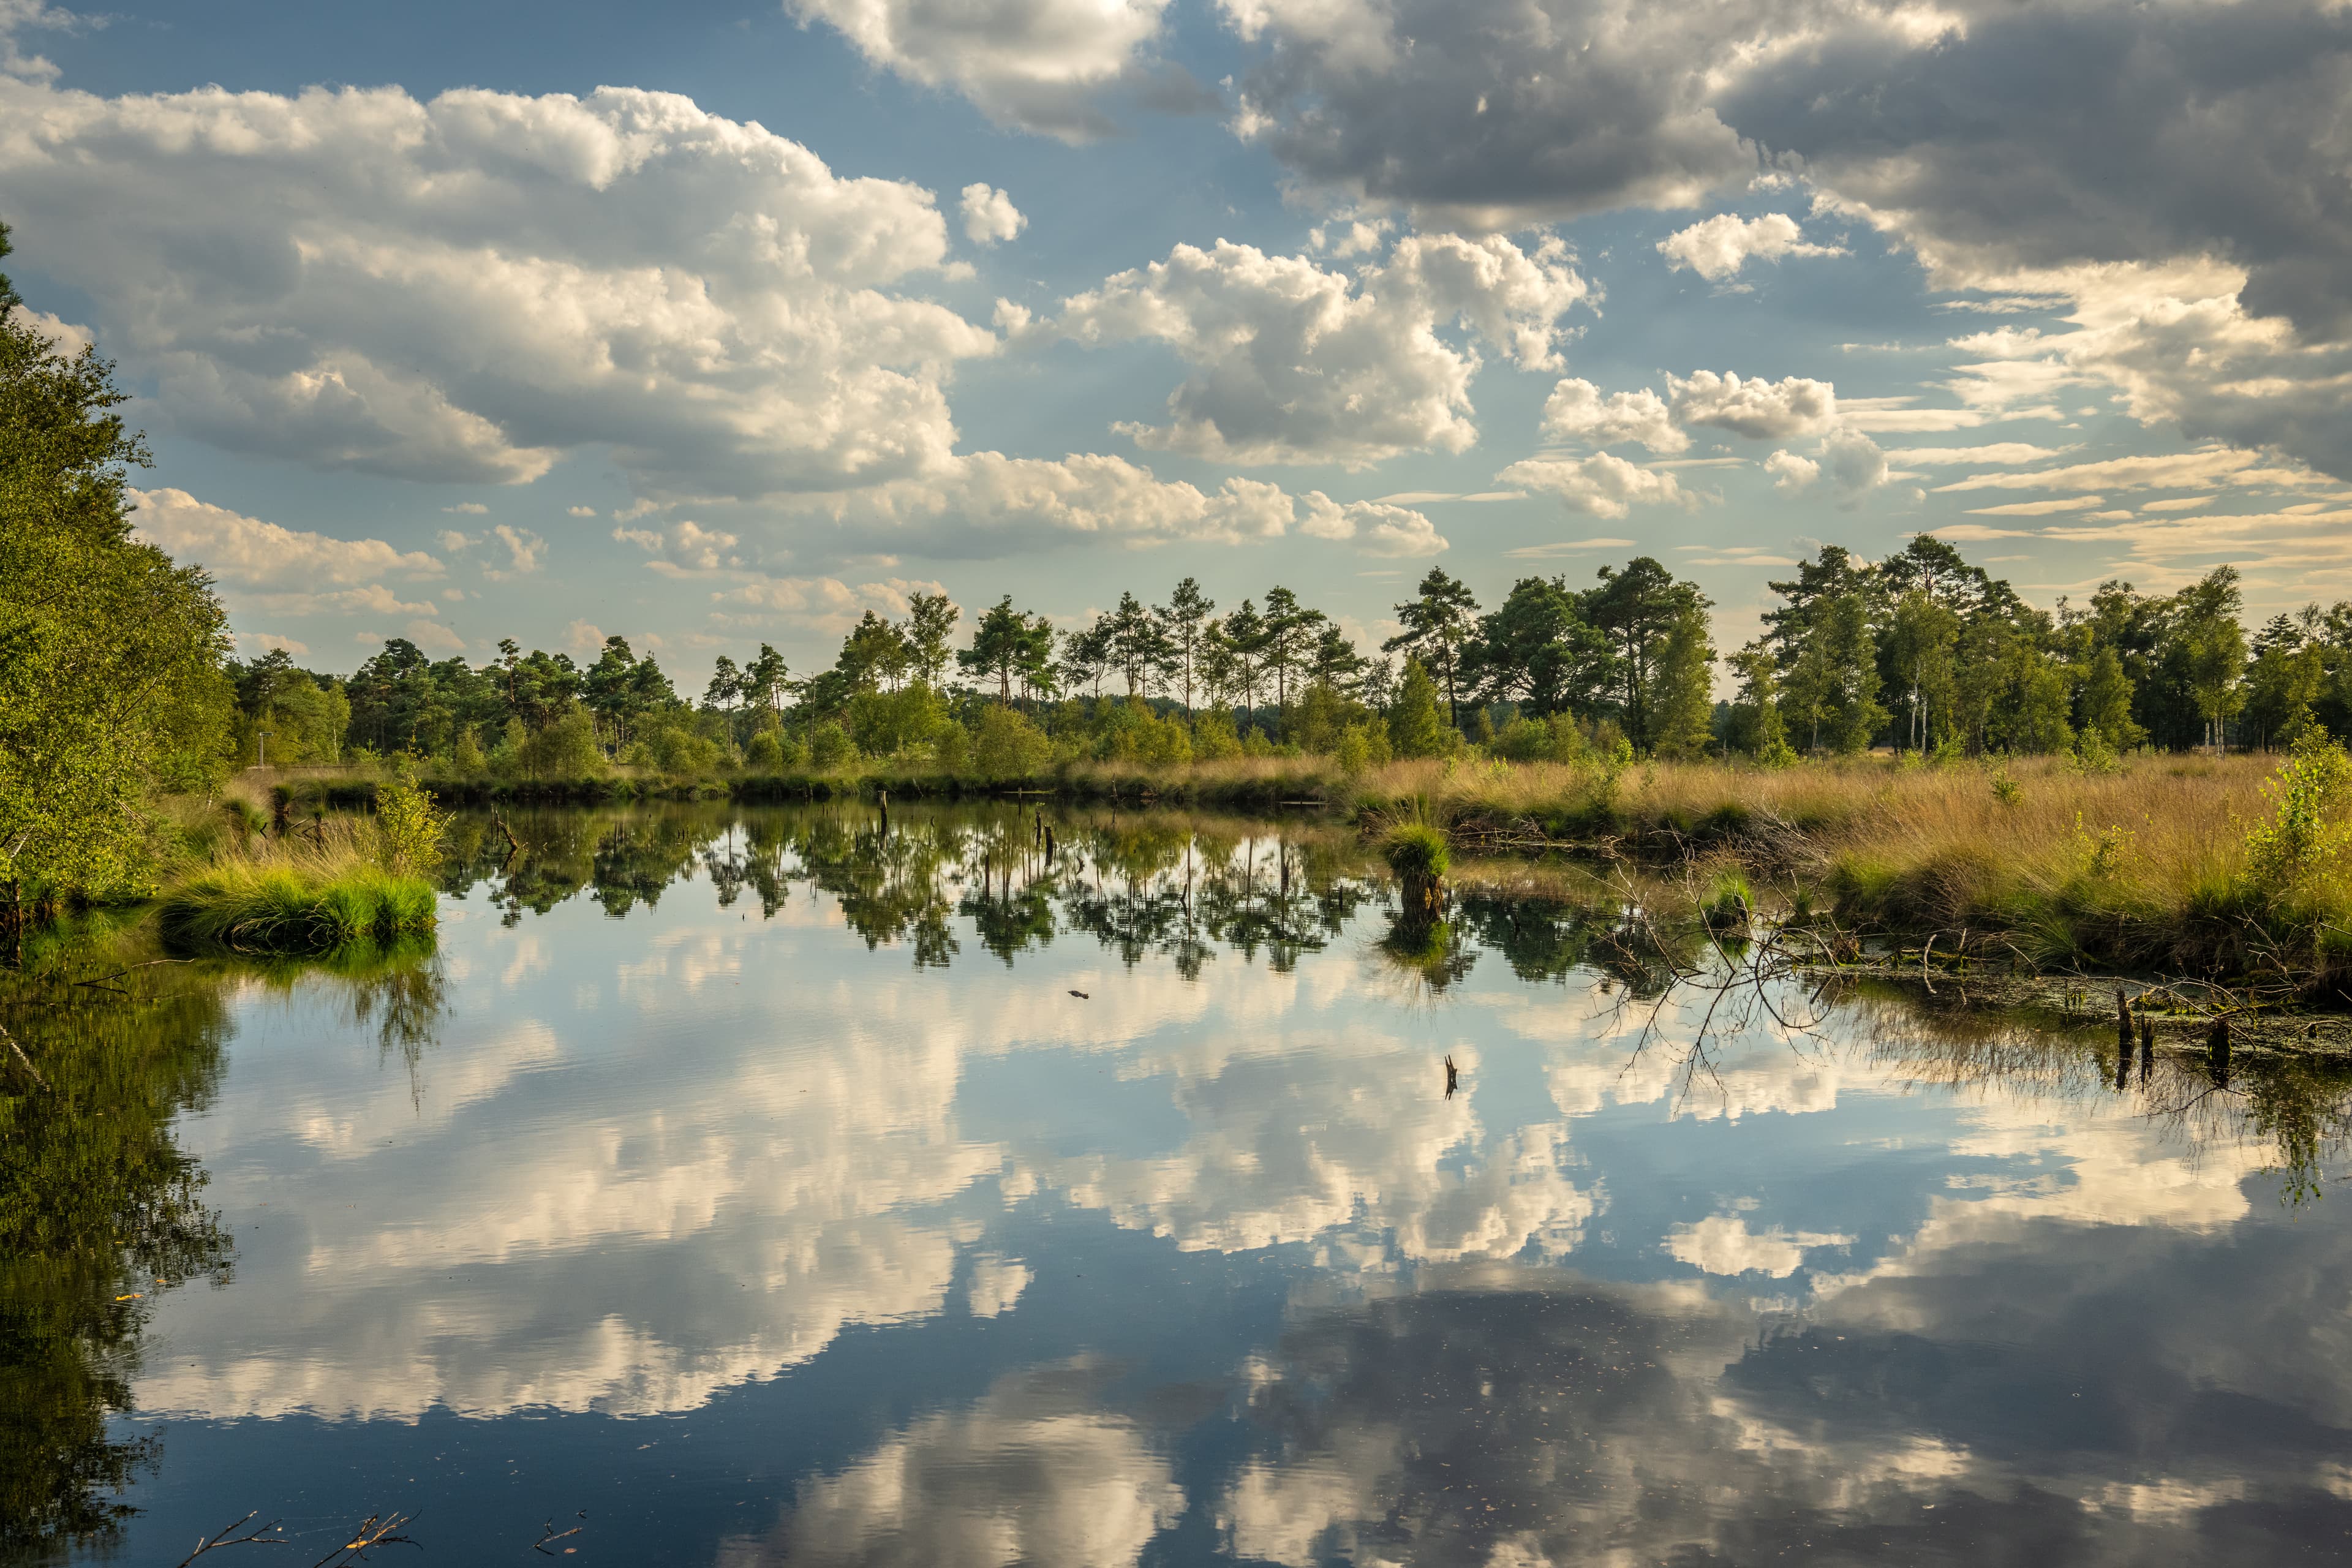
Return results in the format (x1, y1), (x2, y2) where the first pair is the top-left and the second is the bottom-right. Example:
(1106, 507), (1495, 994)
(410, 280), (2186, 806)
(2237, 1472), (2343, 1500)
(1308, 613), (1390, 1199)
(9, 799), (2352, 1566)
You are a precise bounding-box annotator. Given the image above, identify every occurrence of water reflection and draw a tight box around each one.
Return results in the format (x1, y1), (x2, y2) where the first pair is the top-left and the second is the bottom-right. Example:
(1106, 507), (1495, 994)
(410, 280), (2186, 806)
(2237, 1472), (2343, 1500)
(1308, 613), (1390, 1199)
(10, 801), (2352, 1564)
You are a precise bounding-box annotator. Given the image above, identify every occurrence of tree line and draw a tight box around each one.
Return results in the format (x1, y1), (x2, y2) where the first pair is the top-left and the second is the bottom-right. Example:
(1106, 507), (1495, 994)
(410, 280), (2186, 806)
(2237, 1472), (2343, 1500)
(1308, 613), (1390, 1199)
(223, 533), (2310, 780)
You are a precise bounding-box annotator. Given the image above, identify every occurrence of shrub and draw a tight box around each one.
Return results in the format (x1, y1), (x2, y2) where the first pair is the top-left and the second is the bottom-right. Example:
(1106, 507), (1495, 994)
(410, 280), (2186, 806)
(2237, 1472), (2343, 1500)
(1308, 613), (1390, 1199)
(373, 776), (448, 879)
(932, 720), (971, 775)
(1336, 721), (1392, 775)
(745, 728), (788, 771)
(807, 720), (857, 771)
(973, 705), (1052, 779)
(1193, 707), (1243, 760)
(451, 726), (486, 774)
(2244, 730), (2352, 894)
(515, 706), (602, 778)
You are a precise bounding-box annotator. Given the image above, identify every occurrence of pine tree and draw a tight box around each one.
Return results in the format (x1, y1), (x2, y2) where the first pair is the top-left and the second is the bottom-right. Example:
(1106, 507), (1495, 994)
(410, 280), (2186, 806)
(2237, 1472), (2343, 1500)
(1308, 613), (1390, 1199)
(1648, 605), (1717, 759)
(1388, 657), (1449, 758)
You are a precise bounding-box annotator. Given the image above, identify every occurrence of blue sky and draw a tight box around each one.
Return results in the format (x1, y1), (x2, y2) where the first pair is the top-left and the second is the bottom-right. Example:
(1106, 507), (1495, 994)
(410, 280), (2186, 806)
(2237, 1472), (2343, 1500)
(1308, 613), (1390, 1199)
(5, 0), (2349, 684)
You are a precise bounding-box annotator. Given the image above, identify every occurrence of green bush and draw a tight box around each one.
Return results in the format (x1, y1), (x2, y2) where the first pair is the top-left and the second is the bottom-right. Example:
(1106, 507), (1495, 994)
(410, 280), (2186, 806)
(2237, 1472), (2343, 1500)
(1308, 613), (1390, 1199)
(2245, 730), (2352, 894)
(372, 777), (448, 878)
(972, 705), (1052, 779)
(745, 728), (788, 771)
(1193, 707), (1244, 760)
(807, 720), (857, 771)
(514, 706), (602, 779)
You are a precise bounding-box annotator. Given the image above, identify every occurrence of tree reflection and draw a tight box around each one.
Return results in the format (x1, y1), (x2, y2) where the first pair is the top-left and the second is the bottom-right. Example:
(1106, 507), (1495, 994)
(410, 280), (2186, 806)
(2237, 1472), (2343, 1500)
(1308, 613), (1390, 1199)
(1, 929), (448, 1559)
(1, 939), (236, 1561)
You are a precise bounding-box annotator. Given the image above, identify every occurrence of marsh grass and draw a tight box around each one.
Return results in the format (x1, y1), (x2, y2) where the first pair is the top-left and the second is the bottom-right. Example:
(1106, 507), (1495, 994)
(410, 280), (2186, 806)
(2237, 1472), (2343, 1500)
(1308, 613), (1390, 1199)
(156, 813), (438, 954)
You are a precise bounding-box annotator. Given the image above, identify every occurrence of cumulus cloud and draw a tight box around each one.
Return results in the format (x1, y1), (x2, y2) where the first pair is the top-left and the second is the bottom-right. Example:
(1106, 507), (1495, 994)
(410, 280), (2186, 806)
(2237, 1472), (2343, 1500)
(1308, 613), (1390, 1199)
(1046, 233), (1591, 467)
(1298, 494), (1449, 555)
(1667, 371), (1837, 440)
(786, 0), (1180, 140)
(0, 77), (994, 500)
(1665, 1213), (1853, 1278)
(614, 519), (742, 573)
(483, 524), (545, 578)
(1495, 453), (1689, 518)
(1657, 212), (1844, 282)
(1821, 426), (1890, 505)
(6, 304), (91, 355)
(129, 487), (445, 588)
(1540, 379), (1687, 454)
(713, 574), (952, 636)
(132, 486), (463, 622)
(958, 182), (1027, 246)
(1223, 0), (1754, 230)
(1762, 450), (1819, 493)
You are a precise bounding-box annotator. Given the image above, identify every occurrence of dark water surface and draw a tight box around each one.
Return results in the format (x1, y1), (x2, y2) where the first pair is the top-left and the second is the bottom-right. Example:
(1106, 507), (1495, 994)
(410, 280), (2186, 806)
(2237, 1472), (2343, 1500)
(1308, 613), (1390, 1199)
(12, 801), (2352, 1565)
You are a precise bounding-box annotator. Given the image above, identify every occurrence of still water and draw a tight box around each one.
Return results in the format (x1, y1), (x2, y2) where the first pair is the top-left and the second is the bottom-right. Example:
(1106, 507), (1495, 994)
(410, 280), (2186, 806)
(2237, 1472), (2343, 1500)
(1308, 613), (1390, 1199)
(11, 801), (2352, 1565)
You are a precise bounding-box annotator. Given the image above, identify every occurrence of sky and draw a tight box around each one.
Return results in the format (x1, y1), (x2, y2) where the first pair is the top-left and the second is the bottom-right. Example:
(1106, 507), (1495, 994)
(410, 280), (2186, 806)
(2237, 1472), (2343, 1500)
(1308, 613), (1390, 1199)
(4, 0), (2350, 688)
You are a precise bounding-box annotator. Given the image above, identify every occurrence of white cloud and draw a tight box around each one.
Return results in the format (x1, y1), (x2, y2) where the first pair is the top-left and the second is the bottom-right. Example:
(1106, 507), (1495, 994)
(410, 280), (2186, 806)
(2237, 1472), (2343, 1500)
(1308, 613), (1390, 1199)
(235, 630), (311, 657)
(1884, 443), (2074, 466)
(402, 618), (466, 655)
(566, 505), (598, 518)
(1763, 450), (1819, 493)
(1932, 447), (2284, 494)
(1298, 494), (1449, 556)
(713, 575), (949, 636)
(1821, 426), (1890, 505)
(614, 519), (741, 573)
(1963, 496), (2108, 516)
(1667, 371), (1838, 440)
(1048, 233), (1591, 467)
(484, 524), (545, 578)
(959, 182), (1027, 244)
(1665, 1213), (1853, 1279)
(1495, 453), (1691, 519)
(129, 486), (444, 589)
(6, 303), (90, 356)
(0, 78), (994, 500)
(1540, 379), (1687, 454)
(441, 501), (488, 515)
(1657, 212), (1845, 282)
(786, 0), (1176, 140)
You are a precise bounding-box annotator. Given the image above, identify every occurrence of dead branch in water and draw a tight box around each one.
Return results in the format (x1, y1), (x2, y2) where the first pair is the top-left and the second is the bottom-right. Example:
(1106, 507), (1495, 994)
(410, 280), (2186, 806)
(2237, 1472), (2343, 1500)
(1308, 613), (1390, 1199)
(176, 1511), (288, 1564)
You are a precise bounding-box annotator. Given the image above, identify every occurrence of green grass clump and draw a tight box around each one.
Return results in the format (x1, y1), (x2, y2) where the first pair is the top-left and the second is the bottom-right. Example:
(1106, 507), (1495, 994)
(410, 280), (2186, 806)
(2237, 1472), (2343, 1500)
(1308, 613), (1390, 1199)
(1382, 822), (1451, 882)
(159, 862), (436, 954)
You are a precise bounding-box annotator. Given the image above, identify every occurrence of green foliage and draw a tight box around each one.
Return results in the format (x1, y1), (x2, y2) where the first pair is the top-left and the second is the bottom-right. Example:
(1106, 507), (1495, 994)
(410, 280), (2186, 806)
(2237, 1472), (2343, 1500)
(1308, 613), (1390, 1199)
(807, 720), (857, 771)
(372, 777), (448, 879)
(1193, 707), (1245, 760)
(513, 705), (602, 779)
(2244, 730), (2352, 894)
(0, 271), (233, 903)
(1335, 720), (1393, 774)
(1648, 604), (1717, 759)
(744, 729), (785, 771)
(1991, 766), (2022, 808)
(451, 726), (486, 774)
(1388, 657), (1449, 758)
(846, 682), (949, 759)
(971, 704), (1053, 778)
